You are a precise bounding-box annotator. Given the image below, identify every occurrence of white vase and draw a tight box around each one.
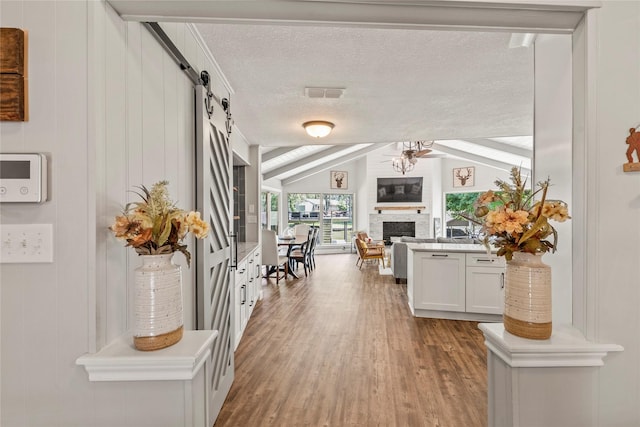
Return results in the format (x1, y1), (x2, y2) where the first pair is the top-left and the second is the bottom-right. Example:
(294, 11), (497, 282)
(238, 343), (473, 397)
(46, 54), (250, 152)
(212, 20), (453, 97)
(503, 252), (552, 340)
(133, 253), (184, 351)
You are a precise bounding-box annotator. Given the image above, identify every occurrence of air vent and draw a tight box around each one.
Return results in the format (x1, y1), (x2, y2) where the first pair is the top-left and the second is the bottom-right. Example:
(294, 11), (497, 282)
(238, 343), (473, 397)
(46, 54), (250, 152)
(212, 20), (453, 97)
(305, 87), (345, 99)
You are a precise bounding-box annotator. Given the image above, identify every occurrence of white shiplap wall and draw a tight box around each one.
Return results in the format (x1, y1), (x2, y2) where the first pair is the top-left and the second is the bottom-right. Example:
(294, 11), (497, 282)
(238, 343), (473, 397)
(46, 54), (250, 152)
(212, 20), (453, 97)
(94, 14), (201, 348)
(0, 1), (232, 425)
(1, 2), (91, 425)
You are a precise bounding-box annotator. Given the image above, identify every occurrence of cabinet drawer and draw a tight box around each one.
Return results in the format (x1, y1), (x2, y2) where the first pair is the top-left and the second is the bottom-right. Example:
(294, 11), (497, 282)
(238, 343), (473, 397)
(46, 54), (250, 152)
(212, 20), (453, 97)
(466, 253), (505, 267)
(235, 259), (248, 281)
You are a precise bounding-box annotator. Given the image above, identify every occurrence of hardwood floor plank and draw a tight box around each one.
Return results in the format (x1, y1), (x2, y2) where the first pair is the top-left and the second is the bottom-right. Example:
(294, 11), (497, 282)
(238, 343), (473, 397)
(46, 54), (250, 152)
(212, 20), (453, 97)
(215, 254), (488, 427)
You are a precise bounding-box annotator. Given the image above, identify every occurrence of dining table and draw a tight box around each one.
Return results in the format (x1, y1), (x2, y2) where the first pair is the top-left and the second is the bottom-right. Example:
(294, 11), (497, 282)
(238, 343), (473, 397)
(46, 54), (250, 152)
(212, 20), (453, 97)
(277, 234), (309, 279)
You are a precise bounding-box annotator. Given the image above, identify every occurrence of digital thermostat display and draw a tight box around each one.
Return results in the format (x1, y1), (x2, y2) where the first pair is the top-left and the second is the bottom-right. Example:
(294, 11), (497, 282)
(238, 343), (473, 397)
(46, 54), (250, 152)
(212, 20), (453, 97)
(0, 160), (30, 179)
(0, 154), (47, 203)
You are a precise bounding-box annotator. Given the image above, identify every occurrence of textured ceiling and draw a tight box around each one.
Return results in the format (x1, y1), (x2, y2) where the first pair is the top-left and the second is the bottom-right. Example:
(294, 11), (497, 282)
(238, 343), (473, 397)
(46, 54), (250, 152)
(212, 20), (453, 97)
(196, 23), (534, 147)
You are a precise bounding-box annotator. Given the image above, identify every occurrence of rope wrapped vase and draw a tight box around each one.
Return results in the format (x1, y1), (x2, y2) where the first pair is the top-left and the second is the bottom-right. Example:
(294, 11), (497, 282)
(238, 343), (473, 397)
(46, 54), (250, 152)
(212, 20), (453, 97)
(503, 252), (552, 340)
(133, 253), (184, 351)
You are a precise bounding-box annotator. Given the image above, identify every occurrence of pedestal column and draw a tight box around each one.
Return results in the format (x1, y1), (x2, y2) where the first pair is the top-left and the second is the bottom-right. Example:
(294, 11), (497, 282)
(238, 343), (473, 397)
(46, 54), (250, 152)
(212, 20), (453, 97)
(479, 323), (622, 427)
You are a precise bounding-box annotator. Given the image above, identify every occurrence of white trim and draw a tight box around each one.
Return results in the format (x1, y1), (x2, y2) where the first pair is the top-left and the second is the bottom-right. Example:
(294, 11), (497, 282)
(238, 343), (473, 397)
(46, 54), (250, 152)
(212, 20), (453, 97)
(76, 330), (218, 381)
(583, 9), (600, 342)
(108, 0), (600, 34)
(479, 323), (622, 368)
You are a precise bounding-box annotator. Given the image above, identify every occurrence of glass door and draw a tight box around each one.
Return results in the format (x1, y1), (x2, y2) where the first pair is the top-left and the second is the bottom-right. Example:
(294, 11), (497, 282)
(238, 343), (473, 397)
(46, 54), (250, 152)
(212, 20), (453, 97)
(287, 192), (354, 246)
(322, 193), (353, 245)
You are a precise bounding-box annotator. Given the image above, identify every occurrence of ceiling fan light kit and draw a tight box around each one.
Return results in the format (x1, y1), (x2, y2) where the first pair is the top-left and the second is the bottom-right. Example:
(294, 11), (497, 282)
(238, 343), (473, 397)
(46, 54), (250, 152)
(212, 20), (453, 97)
(303, 120), (334, 138)
(390, 141), (435, 174)
(392, 156), (415, 175)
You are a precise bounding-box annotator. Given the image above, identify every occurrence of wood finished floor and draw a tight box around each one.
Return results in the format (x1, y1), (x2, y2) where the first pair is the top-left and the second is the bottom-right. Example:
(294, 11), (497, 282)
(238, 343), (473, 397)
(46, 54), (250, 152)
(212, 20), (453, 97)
(214, 253), (488, 427)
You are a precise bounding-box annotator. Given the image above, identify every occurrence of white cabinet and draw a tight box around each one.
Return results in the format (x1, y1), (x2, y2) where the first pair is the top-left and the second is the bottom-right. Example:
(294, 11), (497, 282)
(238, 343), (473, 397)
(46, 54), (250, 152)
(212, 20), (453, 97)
(247, 253), (256, 313)
(234, 258), (248, 349)
(407, 245), (504, 321)
(412, 251), (466, 312)
(251, 247), (262, 305)
(233, 244), (262, 350)
(465, 254), (505, 315)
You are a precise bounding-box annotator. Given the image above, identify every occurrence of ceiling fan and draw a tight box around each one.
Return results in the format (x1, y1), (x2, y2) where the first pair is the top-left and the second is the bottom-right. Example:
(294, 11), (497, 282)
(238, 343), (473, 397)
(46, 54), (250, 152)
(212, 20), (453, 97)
(399, 141), (436, 161)
(383, 141), (445, 175)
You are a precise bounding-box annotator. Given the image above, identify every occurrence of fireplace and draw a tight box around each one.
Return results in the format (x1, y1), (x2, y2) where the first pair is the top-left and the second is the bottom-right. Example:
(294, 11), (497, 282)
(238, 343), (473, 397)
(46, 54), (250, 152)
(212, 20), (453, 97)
(369, 213), (429, 242)
(383, 221), (415, 245)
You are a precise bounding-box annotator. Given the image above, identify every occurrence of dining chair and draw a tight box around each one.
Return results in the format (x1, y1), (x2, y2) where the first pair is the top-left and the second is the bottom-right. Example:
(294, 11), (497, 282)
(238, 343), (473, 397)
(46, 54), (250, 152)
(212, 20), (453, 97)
(289, 229), (314, 277)
(308, 228), (319, 270)
(293, 223), (310, 236)
(261, 229), (288, 283)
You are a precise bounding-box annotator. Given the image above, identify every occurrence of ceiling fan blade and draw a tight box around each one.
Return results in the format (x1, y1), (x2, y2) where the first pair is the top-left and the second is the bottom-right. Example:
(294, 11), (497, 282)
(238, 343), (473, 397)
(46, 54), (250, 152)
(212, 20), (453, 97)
(416, 149), (432, 157)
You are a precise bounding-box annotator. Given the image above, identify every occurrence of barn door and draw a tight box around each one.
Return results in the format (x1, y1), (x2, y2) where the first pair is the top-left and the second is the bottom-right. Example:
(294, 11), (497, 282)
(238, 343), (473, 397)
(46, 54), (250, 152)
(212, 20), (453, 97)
(194, 83), (234, 425)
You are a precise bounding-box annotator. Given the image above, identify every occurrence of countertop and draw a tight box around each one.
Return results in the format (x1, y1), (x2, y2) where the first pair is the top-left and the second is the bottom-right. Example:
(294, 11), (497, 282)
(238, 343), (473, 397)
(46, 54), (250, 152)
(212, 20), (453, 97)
(237, 241), (259, 262)
(406, 243), (495, 254)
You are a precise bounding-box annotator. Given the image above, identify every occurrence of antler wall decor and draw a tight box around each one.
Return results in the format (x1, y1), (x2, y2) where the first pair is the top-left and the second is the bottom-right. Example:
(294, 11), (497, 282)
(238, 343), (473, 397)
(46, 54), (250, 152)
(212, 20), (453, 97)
(453, 167), (475, 187)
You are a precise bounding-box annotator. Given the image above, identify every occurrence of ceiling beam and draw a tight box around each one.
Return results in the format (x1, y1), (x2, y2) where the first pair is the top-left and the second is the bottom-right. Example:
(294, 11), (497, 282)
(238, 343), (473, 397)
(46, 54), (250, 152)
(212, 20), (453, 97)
(458, 138), (533, 158)
(261, 146), (300, 162)
(263, 145), (353, 181)
(281, 143), (394, 185)
(431, 142), (531, 175)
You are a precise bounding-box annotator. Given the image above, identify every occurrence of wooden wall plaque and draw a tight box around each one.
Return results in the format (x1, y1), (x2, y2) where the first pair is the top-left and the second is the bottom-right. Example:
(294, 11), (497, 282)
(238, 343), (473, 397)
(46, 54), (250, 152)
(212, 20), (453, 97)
(0, 28), (28, 121)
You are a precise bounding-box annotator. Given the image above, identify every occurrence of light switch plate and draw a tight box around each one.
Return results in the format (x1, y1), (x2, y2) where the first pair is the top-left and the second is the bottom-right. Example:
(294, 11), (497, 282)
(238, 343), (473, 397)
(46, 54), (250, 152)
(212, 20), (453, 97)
(0, 223), (53, 263)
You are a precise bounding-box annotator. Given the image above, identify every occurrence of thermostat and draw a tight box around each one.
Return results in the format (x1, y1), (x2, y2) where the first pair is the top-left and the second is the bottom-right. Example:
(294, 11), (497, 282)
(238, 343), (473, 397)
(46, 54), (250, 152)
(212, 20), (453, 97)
(0, 153), (48, 203)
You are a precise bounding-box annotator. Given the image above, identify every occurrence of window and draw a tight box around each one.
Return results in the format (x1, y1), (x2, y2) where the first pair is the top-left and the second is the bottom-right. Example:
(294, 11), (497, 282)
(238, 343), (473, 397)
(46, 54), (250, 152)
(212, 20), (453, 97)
(287, 192), (353, 245)
(444, 192), (482, 238)
(261, 191), (280, 233)
(444, 190), (529, 238)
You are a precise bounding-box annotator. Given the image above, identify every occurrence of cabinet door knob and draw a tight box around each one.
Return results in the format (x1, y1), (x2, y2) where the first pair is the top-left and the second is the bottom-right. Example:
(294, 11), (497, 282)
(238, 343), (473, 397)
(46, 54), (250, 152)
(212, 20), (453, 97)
(500, 272), (505, 289)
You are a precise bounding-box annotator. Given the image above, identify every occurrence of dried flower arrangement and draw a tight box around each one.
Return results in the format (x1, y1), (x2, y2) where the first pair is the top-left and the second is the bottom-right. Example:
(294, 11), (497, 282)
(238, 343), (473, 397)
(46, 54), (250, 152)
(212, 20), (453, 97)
(471, 167), (570, 260)
(109, 181), (209, 266)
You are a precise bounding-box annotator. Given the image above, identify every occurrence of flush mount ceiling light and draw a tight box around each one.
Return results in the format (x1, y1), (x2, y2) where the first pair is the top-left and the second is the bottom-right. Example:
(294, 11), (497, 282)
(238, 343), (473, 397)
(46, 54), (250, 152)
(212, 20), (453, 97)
(303, 121), (334, 138)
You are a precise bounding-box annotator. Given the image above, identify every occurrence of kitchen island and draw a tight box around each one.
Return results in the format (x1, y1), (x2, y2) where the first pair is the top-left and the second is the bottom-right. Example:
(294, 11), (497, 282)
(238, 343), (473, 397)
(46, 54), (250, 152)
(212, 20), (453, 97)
(406, 243), (505, 321)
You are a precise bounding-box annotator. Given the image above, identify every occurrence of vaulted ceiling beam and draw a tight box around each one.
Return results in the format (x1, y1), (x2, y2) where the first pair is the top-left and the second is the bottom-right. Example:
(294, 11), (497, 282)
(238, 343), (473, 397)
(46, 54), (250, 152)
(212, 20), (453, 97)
(281, 143), (394, 185)
(460, 138), (533, 158)
(431, 142), (531, 175)
(261, 146), (300, 162)
(263, 145), (352, 181)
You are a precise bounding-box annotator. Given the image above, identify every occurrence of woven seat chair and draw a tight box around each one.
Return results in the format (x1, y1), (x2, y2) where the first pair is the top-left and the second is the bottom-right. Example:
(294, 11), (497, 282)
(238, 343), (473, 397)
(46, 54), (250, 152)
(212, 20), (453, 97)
(355, 238), (384, 269)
